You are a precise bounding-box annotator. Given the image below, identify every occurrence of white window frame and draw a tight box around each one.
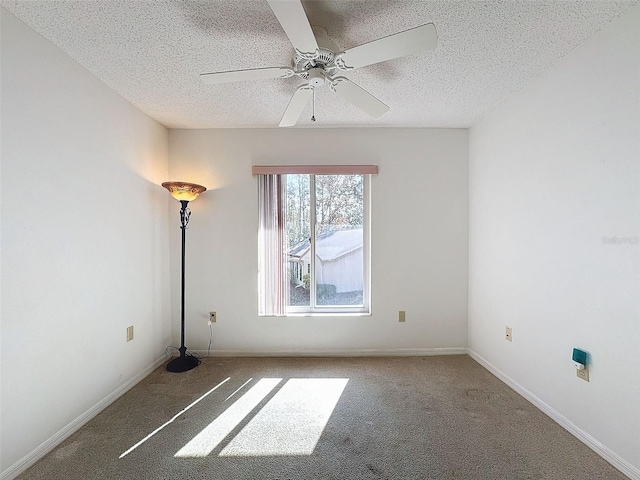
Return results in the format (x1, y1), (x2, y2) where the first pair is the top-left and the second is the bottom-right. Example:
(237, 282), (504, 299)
(254, 165), (376, 317)
(286, 174), (371, 315)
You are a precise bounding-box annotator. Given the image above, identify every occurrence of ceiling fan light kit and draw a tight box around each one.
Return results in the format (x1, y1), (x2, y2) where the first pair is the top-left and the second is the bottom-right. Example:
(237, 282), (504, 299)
(199, 0), (437, 127)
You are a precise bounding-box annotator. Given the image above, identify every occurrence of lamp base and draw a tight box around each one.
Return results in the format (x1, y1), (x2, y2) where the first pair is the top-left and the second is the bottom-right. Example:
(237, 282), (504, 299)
(166, 354), (200, 373)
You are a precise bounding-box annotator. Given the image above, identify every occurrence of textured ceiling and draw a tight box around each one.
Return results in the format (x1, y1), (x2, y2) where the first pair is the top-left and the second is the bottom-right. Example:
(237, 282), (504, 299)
(1, 0), (636, 128)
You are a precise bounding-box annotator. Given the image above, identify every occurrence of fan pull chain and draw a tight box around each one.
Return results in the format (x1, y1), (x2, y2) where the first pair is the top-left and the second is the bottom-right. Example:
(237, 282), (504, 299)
(311, 87), (316, 122)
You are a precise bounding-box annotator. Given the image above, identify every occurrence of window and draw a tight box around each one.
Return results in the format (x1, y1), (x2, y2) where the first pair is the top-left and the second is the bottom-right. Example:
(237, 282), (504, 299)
(255, 165), (375, 316)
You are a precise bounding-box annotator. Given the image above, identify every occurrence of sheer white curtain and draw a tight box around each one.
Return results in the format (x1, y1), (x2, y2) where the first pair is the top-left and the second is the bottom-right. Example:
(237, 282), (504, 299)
(257, 174), (287, 316)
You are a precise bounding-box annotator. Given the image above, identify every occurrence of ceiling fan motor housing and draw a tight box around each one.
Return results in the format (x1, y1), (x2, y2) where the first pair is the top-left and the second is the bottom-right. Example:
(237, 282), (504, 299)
(293, 26), (340, 81)
(308, 68), (325, 86)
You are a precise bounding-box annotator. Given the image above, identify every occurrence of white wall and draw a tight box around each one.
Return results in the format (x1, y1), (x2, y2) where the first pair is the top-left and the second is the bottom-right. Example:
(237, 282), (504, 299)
(0, 9), (171, 475)
(468, 4), (640, 475)
(168, 128), (468, 354)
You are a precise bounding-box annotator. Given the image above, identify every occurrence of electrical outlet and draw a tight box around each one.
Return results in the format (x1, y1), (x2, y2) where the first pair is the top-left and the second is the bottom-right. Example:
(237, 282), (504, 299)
(505, 326), (512, 342)
(398, 311), (406, 322)
(208, 311), (217, 325)
(577, 366), (589, 382)
(126, 326), (134, 342)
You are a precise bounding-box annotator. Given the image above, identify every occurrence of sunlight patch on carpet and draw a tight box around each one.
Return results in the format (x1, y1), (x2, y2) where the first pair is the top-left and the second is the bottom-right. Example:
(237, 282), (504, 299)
(119, 377), (230, 459)
(225, 378), (253, 402)
(174, 378), (282, 458)
(219, 378), (349, 457)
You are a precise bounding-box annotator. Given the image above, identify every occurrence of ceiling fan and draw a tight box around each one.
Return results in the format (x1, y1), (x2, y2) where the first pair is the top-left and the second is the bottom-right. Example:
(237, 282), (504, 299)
(200, 0), (437, 127)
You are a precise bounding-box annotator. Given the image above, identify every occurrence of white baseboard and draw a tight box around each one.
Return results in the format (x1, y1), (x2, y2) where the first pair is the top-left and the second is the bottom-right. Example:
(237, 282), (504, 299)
(192, 347), (469, 357)
(468, 350), (639, 480)
(0, 355), (167, 480)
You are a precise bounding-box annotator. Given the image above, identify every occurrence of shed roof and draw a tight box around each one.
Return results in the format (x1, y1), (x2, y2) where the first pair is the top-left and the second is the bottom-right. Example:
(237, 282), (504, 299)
(289, 229), (363, 262)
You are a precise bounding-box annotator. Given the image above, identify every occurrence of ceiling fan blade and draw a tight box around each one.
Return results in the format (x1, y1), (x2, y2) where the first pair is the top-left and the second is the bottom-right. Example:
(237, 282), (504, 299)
(279, 85), (313, 127)
(267, 0), (319, 58)
(331, 78), (389, 118)
(338, 23), (437, 70)
(200, 67), (293, 85)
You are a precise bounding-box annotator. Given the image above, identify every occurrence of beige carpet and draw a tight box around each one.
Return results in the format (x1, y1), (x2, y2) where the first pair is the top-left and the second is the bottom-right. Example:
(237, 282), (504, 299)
(18, 355), (625, 479)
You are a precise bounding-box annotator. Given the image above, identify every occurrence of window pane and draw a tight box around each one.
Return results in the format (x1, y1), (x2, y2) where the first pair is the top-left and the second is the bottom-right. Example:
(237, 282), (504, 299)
(285, 174), (310, 307)
(315, 175), (364, 306)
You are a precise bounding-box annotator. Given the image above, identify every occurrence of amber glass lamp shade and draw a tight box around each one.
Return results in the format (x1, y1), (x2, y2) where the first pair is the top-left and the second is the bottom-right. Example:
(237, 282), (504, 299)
(161, 182), (207, 202)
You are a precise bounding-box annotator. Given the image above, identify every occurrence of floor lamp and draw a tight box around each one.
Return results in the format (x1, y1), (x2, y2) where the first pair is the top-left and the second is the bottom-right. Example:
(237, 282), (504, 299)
(162, 181), (207, 373)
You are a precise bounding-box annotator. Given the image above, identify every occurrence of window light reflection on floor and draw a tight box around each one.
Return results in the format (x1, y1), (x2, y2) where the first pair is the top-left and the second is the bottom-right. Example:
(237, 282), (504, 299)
(225, 378), (254, 402)
(119, 377), (231, 459)
(174, 378), (282, 458)
(219, 378), (349, 457)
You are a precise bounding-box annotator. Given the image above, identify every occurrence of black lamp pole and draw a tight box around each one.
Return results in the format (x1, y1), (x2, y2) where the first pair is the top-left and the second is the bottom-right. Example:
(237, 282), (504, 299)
(166, 199), (200, 372)
(162, 181), (206, 372)
(179, 200), (188, 357)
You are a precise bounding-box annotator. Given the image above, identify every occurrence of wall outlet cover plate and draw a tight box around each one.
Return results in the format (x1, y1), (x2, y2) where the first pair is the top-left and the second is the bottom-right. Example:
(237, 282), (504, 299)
(577, 367), (589, 382)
